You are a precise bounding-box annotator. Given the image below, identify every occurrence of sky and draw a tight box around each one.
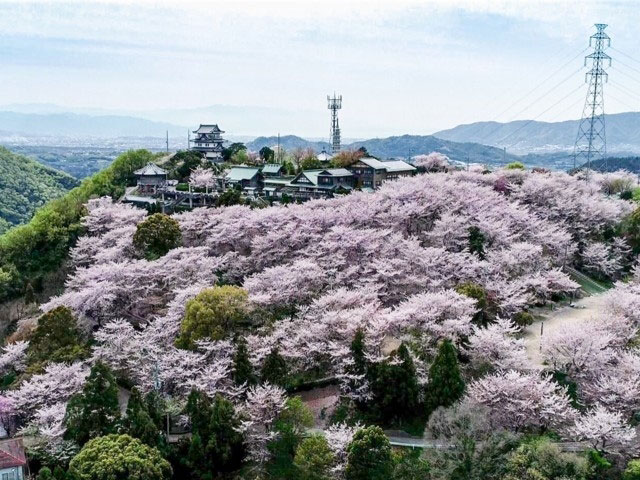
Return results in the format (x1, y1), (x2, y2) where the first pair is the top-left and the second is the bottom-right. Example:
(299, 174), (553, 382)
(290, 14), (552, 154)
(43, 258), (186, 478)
(1, 0), (640, 138)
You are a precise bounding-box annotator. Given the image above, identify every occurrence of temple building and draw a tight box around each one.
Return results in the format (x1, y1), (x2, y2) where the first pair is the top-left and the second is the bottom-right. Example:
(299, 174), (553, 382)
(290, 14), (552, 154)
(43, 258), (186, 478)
(134, 163), (168, 194)
(191, 124), (225, 163)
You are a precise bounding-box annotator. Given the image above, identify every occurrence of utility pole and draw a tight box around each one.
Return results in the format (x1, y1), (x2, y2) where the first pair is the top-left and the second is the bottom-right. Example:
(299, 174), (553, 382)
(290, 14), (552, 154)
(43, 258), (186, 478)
(277, 132), (281, 164)
(573, 24), (611, 180)
(187, 129), (190, 150)
(327, 93), (342, 155)
(166, 130), (169, 153)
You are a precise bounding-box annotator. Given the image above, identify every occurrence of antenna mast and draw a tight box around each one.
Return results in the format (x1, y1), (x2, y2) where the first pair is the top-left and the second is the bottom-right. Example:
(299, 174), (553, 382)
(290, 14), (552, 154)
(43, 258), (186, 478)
(573, 24), (611, 179)
(327, 93), (342, 155)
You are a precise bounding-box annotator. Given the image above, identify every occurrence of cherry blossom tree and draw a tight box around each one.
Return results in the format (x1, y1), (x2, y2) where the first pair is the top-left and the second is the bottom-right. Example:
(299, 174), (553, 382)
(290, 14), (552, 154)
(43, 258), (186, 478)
(412, 152), (450, 172)
(240, 383), (287, 464)
(467, 319), (530, 371)
(466, 370), (577, 432)
(0, 340), (29, 374)
(570, 404), (637, 453)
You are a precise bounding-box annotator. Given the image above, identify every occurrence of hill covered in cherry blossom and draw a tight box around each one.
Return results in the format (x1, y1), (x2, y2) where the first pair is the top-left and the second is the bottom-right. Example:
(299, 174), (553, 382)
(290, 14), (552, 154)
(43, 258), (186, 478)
(3, 166), (640, 477)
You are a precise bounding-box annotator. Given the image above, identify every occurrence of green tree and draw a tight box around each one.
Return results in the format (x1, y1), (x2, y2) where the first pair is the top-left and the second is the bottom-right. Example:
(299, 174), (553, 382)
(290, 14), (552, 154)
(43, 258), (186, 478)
(260, 146), (275, 163)
(261, 347), (288, 387)
(504, 437), (590, 480)
(37, 467), (53, 480)
(425, 340), (465, 416)
(233, 337), (257, 386)
(455, 282), (489, 325)
(369, 343), (420, 422)
(345, 426), (394, 480)
(132, 213), (182, 260)
(222, 143), (247, 162)
(468, 226), (486, 259)
(392, 450), (431, 480)
(513, 311), (534, 327)
(301, 157), (324, 170)
(68, 434), (171, 480)
(206, 394), (245, 473)
(176, 286), (249, 349)
(215, 188), (244, 207)
(28, 306), (86, 366)
(294, 434), (335, 480)
(64, 362), (121, 446)
(624, 460), (640, 480)
(53, 466), (67, 480)
(183, 390), (244, 477)
(123, 388), (160, 447)
(172, 150), (203, 182)
(269, 396), (314, 478)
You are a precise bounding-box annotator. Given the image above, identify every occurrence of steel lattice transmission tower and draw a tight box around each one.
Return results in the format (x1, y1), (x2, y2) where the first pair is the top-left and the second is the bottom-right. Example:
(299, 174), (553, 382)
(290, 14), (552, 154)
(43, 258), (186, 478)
(327, 93), (342, 154)
(573, 24), (611, 177)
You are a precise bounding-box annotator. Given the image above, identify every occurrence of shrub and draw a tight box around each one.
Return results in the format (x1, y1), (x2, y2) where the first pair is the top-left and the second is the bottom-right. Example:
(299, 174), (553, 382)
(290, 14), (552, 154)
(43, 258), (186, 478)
(68, 434), (171, 480)
(176, 286), (249, 349)
(513, 311), (534, 327)
(28, 306), (86, 366)
(132, 213), (182, 260)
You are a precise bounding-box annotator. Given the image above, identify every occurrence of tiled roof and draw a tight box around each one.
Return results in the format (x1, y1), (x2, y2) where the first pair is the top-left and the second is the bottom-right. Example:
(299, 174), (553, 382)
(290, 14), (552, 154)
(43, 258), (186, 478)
(134, 163), (167, 176)
(194, 124), (224, 134)
(382, 160), (417, 173)
(262, 164), (283, 174)
(226, 166), (260, 181)
(0, 438), (26, 469)
(358, 157), (389, 170)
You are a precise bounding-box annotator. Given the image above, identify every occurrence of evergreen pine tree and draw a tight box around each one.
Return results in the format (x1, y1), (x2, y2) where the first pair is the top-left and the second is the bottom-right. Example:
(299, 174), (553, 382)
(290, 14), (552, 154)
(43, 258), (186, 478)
(369, 343), (420, 422)
(123, 388), (160, 447)
(345, 426), (394, 480)
(425, 339), (465, 416)
(260, 347), (288, 387)
(64, 362), (121, 446)
(186, 432), (207, 479)
(232, 337), (257, 386)
(206, 395), (245, 473)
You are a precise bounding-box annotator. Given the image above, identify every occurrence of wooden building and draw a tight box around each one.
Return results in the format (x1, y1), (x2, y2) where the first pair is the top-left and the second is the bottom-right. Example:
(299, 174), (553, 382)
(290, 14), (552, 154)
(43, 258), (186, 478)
(283, 168), (354, 200)
(348, 157), (416, 189)
(191, 124), (225, 163)
(133, 163), (168, 194)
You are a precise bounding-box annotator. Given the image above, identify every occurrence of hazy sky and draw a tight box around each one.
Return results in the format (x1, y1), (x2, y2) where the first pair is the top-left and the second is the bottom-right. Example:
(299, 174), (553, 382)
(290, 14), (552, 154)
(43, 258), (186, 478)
(2, 0), (640, 137)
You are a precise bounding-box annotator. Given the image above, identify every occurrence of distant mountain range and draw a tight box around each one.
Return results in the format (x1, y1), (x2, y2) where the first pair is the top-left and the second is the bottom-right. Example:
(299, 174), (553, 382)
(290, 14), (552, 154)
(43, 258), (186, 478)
(434, 112), (640, 155)
(247, 134), (521, 165)
(0, 111), (187, 138)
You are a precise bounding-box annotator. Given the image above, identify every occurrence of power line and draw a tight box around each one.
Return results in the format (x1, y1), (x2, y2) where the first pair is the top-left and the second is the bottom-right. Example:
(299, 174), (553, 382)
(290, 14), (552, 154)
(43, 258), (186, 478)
(610, 46), (640, 65)
(501, 83), (587, 150)
(488, 47), (589, 122)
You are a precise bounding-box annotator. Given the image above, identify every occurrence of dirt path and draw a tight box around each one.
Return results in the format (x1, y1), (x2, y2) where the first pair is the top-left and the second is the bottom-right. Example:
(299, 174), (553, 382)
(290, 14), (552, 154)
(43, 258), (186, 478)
(523, 293), (608, 367)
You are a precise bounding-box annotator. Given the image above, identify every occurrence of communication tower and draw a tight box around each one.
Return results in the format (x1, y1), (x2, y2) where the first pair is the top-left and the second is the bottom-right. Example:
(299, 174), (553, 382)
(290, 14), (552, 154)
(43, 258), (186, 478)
(327, 93), (342, 155)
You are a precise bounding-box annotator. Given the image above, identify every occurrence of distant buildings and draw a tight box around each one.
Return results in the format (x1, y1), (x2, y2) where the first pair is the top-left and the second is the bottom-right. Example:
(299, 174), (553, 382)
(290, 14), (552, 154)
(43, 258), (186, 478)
(226, 157), (415, 200)
(190, 124), (225, 163)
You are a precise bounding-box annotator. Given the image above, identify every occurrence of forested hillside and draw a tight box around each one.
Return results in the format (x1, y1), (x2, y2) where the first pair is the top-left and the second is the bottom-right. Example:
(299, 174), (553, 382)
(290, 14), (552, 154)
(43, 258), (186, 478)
(0, 147), (78, 234)
(0, 149), (160, 299)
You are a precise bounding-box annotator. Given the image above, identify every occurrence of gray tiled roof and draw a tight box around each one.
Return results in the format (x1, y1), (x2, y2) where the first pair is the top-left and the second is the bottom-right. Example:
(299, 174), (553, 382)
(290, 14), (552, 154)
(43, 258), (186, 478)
(382, 160), (417, 172)
(134, 163), (167, 176)
(194, 124), (224, 134)
(358, 157), (389, 170)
